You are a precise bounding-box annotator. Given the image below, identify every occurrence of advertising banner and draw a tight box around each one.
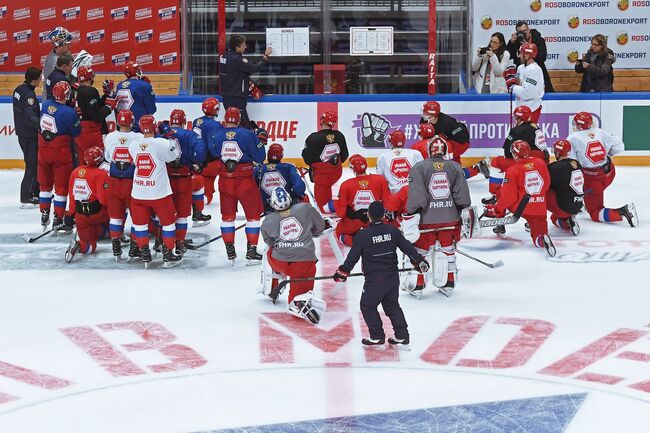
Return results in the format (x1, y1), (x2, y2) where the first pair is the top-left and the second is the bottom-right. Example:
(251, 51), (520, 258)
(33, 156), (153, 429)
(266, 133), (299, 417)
(0, 2), (180, 73)
(472, 0), (650, 69)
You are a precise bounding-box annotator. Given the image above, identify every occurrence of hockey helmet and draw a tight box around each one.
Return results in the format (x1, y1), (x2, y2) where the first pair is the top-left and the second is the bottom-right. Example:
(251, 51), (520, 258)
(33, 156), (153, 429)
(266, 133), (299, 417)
(422, 101), (441, 119)
(573, 112), (593, 130)
(267, 143), (284, 163)
(116, 110), (134, 128)
(84, 146), (104, 167)
(513, 105), (533, 123)
(202, 97), (220, 117)
(170, 109), (187, 126)
(321, 110), (338, 127)
(76, 66), (95, 83)
(224, 107), (241, 125)
(48, 27), (72, 48)
(519, 42), (538, 59)
(389, 130), (406, 148)
(348, 154), (368, 174)
(138, 115), (156, 135)
(511, 140), (531, 159)
(270, 187), (291, 211)
(419, 122), (435, 139)
(123, 61), (142, 79)
(52, 81), (72, 103)
(428, 135), (447, 157)
(553, 140), (572, 159)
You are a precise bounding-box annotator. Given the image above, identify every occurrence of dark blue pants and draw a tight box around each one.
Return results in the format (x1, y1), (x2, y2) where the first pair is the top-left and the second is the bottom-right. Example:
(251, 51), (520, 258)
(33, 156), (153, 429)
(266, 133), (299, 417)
(360, 275), (408, 340)
(18, 135), (39, 202)
(222, 95), (251, 128)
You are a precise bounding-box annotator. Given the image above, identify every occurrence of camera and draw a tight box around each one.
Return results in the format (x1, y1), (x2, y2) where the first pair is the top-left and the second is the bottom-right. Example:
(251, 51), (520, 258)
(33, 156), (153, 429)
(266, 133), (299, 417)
(516, 32), (527, 43)
(478, 47), (489, 55)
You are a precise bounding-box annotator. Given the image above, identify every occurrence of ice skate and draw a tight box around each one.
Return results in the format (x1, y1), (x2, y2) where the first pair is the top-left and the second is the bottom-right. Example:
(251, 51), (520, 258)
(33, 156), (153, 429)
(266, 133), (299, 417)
(617, 203), (639, 228)
(481, 194), (496, 205)
(493, 224), (506, 238)
(64, 240), (80, 263)
(246, 243), (262, 266)
(141, 246), (152, 268)
(438, 281), (454, 297)
(568, 215), (580, 236)
(361, 337), (385, 347)
(476, 158), (490, 179)
(192, 210), (211, 227)
(162, 244), (182, 268)
(388, 336), (411, 351)
(112, 238), (122, 261)
(127, 239), (142, 262)
(41, 210), (50, 231)
(407, 284), (424, 300)
(225, 243), (237, 265)
(542, 234), (556, 257)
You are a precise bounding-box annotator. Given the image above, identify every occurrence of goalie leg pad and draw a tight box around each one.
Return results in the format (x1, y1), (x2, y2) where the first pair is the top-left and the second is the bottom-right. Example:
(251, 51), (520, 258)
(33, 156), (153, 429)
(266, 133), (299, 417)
(432, 243), (449, 288)
(461, 206), (481, 239)
(400, 213), (421, 243)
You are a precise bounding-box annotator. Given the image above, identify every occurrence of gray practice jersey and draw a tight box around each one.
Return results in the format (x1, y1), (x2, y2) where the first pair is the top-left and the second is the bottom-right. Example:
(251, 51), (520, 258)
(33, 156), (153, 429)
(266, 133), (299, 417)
(261, 202), (326, 262)
(42, 51), (58, 100)
(406, 156), (471, 225)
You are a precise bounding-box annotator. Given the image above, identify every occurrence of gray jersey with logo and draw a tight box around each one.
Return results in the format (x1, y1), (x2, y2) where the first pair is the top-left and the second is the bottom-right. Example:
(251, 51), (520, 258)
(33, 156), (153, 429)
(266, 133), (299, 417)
(406, 156), (471, 225)
(262, 202), (326, 262)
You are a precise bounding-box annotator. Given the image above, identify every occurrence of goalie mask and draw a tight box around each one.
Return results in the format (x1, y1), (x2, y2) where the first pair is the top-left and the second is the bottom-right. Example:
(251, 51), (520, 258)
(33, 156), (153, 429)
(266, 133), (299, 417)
(428, 135), (447, 157)
(270, 187), (291, 211)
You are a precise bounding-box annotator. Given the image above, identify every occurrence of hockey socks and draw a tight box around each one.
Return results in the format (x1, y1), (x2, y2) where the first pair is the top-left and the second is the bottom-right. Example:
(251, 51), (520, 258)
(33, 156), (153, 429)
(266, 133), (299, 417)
(245, 220), (261, 245)
(161, 223), (176, 250)
(191, 184), (205, 212)
(53, 194), (67, 220)
(322, 200), (336, 214)
(593, 208), (623, 223)
(175, 217), (189, 242)
(39, 191), (53, 214)
(109, 218), (125, 239)
(221, 220), (236, 244)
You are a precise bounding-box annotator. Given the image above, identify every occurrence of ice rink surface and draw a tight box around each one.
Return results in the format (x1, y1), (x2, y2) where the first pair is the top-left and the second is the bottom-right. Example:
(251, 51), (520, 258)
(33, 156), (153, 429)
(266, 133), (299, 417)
(0, 167), (648, 433)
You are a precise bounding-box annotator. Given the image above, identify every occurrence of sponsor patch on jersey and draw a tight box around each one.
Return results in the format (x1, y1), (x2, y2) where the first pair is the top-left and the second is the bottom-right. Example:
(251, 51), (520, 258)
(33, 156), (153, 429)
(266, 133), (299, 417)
(326, 133), (335, 143)
(586, 140), (606, 164)
(279, 217), (303, 241)
(73, 178), (91, 200)
(261, 171), (287, 195)
(40, 113), (57, 134)
(524, 170), (544, 195)
(135, 153), (156, 178)
(112, 147), (132, 163)
(389, 157), (412, 179)
(352, 190), (375, 211)
(525, 77), (537, 85)
(27, 97), (35, 106)
(221, 141), (243, 162)
(570, 169), (584, 195)
(319, 143), (340, 162)
(428, 172), (450, 199)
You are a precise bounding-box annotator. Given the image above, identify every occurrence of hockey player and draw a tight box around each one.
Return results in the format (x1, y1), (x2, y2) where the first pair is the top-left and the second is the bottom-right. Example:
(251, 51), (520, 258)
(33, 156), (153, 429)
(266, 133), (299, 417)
(334, 201), (429, 348)
(254, 143), (306, 214)
(377, 130), (424, 195)
(547, 140), (584, 235)
(334, 154), (393, 246)
(103, 109), (142, 259)
(486, 105), (548, 203)
(566, 111), (637, 226)
(65, 147), (110, 262)
(43, 27), (72, 99)
(405, 135), (471, 297)
(302, 110), (349, 213)
(127, 115), (182, 268)
(166, 109), (207, 254)
(412, 123), (435, 160)
(74, 66), (117, 158)
(484, 140), (555, 256)
(192, 97), (224, 224)
(208, 107), (266, 264)
(505, 43), (545, 123)
(115, 61), (156, 131)
(38, 81), (81, 230)
(261, 187), (327, 324)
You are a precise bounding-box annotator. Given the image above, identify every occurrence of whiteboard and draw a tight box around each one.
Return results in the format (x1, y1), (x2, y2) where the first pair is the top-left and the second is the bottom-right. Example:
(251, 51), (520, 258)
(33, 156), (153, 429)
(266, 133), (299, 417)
(350, 27), (393, 55)
(265, 27), (310, 57)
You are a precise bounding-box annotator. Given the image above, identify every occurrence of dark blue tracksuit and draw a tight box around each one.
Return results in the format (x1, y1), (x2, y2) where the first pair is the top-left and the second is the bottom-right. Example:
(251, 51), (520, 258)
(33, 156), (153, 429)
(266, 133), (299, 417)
(340, 221), (422, 340)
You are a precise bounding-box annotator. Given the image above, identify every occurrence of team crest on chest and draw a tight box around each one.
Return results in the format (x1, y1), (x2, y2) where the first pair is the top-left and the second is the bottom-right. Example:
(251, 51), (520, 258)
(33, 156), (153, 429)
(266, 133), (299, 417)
(139, 143), (148, 151)
(588, 132), (595, 139)
(524, 162), (534, 169)
(78, 168), (86, 177)
(122, 81), (130, 88)
(570, 160), (578, 169)
(358, 180), (369, 188)
(119, 137), (128, 144)
(432, 162), (444, 171)
(326, 134), (335, 143)
(47, 105), (57, 114)
(226, 131), (236, 139)
(196, 119), (203, 126)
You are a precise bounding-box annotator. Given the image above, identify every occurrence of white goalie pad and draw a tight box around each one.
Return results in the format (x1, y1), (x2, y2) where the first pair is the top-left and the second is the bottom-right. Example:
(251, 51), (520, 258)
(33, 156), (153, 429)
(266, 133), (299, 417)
(461, 206), (481, 239)
(432, 246), (448, 288)
(400, 213), (421, 243)
(258, 248), (285, 295)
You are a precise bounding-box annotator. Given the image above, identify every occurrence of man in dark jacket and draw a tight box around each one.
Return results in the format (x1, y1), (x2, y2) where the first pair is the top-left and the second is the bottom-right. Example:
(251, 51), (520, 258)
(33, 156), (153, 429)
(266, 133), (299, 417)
(45, 54), (73, 100)
(575, 34), (615, 92)
(506, 21), (554, 92)
(219, 34), (272, 127)
(13, 67), (42, 207)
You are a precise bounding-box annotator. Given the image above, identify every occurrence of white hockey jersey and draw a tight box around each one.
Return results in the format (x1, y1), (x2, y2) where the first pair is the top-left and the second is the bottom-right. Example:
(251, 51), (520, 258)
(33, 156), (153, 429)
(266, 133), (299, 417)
(128, 136), (181, 200)
(104, 131), (143, 165)
(513, 62), (545, 112)
(376, 148), (424, 193)
(566, 128), (625, 169)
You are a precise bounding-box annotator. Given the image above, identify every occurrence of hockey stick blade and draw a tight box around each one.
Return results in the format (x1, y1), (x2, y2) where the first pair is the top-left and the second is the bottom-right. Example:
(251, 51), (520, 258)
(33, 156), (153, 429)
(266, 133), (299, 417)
(456, 248), (503, 269)
(23, 228), (54, 243)
(185, 222), (247, 250)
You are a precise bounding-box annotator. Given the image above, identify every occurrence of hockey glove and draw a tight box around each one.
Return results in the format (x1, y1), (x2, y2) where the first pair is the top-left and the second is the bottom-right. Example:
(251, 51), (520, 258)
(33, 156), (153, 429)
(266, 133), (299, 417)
(256, 127), (268, 146)
(484, 204), (506, 218)
(104, 98), (117, 110)
(506, 77), (519, 92)
(192, 162), (203, 174)
(333, 267), (349, 283)
(361, 112), (390, 148)
(415, 257), (430, 274)
(102, 79), (115, 97)
(158, 121), (176, 139)
(248, 80), (263, 100)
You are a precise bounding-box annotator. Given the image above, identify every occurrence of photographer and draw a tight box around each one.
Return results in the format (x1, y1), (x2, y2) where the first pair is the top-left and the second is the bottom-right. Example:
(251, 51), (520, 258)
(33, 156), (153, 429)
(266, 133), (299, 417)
(471, 32), (511, 94)
(575, 34), (615, 92)
(506, 20), (554, 92)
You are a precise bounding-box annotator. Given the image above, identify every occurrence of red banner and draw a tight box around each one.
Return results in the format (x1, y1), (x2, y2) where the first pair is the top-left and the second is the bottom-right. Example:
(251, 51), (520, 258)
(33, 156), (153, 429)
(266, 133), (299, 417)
(0, 2), (180, 73)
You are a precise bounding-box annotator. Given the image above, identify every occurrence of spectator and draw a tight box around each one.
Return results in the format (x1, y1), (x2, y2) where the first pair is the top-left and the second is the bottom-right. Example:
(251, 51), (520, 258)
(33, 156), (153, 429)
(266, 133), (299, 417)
(575, 34), (615, 92)
(45, 54), (73, 100)
(43, 27), (72, 100)
(12, 67), (42, 208)
(506, 20), (554, 92)
(471, 32), (511, 94)
(219, 34), (272, 127)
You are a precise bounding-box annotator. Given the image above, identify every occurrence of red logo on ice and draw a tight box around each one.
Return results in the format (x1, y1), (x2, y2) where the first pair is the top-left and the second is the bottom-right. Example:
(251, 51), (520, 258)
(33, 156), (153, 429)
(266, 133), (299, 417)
(136, 153), (156, 178)
(586, 140), (607, 165)
(390, 157), (412, 179)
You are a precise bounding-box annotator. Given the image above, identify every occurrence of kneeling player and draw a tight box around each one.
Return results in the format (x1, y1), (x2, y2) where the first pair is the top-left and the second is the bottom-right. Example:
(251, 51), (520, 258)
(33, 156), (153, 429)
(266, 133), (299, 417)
(254, 143), (306, 214)
(547, 140), (584, 235)
(405, 136), (471, 297)
(334, 154), (393, 246)
(261, 187), (327, 324)
(65, 147), (110, 262)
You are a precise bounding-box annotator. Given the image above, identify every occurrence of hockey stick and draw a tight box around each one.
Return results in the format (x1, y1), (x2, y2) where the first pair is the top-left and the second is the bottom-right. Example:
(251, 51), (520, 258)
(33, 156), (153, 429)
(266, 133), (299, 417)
(185, 222), (247, 250)
(479, 194), (530, 227)
(456, 248), (503, 269)
(23, 228), (55, 243)
(269, 267), (416, 304)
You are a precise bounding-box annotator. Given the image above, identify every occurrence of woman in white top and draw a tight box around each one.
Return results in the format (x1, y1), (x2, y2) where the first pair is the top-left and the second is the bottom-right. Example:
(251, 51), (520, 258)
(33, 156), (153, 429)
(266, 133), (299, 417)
(472, 32), (511, 94)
